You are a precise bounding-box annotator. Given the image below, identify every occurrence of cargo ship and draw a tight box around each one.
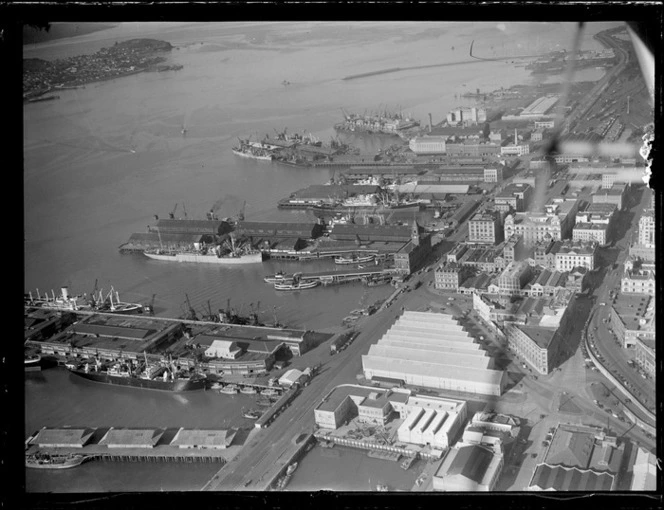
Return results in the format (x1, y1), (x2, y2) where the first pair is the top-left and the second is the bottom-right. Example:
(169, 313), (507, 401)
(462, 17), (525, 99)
(144, 248), (263, 264)
(66, 357), (206, 392)
(232, 139), (276, 161)
(94, 287), (144, 314)
(26, 453), (93, 469)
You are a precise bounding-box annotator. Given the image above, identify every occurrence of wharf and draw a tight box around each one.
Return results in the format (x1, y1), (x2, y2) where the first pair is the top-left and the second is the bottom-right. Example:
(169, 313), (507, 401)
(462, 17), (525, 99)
(271, 267), (396, 285)
(367, 450), (401, 462)
(25, 444), (230, 464)
(266, 248), (380, 261)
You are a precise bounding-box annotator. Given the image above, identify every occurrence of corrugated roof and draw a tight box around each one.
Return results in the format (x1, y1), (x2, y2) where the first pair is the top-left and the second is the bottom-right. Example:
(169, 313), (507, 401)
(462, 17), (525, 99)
(545, 429), (594, 469)
(530, 464), (614, 491)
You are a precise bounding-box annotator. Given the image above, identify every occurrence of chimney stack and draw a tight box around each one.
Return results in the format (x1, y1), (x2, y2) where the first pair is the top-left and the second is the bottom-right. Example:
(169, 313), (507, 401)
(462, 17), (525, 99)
(428, 113), (433, 133)
(514, 128), (518, 145)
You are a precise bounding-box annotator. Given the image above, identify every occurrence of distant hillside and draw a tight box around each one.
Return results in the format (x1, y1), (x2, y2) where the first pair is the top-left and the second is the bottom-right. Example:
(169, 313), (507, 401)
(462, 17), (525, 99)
(23, 23), (120, 45)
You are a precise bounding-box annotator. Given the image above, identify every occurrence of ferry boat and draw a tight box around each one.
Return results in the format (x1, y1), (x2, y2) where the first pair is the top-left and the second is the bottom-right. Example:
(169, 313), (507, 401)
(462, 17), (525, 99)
(335, 254), (375, 265)
(144, 248), (263, 265)
(219, 384), (239, 395)
(240, 386), (258, 395)
(26, 453), (93, 469)
(66, 358), (206, 392)
(274, 280), (320, 291)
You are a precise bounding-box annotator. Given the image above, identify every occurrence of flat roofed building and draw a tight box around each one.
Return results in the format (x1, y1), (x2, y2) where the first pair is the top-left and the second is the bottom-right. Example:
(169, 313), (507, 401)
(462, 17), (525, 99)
(553, 240), (597, 272)
(573, 223), (609, 246)
(592, 183), (626, 210)
(634, 337), (655, 378)
(170, 428), (237, 449)
(630, 447), (658, 490)
(638, 212), (655, 247)
(469, 212), (503, 245)
(497, 261), (532, 296)
(409, 135), (447, 154)
(432, 444), (503, 491)
(495, 183), (532, 212)
(506, 324), (559, 375)
(607, 293), (655, 348)
(30, 427), (95, 448)
(99, 428), (164, 449)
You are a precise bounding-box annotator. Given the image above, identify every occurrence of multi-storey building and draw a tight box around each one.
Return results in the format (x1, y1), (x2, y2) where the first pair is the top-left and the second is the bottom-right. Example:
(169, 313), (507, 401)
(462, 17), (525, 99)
(495, 183), (533, 213)
(483, 167), (503, 183)
(621, 266), (656, 296)
(638, 212), (655, 247)
(434, 262), (473, 291)
(592, 183), (627, 210)
(531, 129), (544, 142)
(506, 324), (559, 374)
(445, 142), (501, 158)
(634, 338), (655, 378)
(446, 106), (487, 126)
(393, 222), (432, 275)
(504, 213), (562, 246)
(533, 239), (556, 269)
(468, 212), (503, 245)
(573, 222), (609, 246)
(606, 294), (655, 348)
(500, 143), (531, 156)
(553, 240), (597, 272)
(497, 261), (532, 296)
(502, 234), (527, 265)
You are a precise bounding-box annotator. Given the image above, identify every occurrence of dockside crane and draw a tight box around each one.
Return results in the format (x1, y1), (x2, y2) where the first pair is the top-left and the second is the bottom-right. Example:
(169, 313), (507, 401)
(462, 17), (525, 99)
(184, 294), (198, 321)
(169, 203), (178, 219)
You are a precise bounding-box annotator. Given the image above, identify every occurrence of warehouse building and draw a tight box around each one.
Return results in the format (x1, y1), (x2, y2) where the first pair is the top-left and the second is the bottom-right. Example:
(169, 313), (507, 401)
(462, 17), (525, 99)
(99, 428), (165, 449)
(170, 428), (237, 450)
(30, 427), (95, 448)
(409, 135), (447, 154)
(592, 183), (627, 210)
(469, 211), (504, 245)
(362, 311), (506, 396)
(528, 424), (624, 491)
(151, 218), (232, 236)
(330, 223), (412, 243)
(495, 183), (532, 212)
(432, 444), (503, 491)
(237, 221), (324, 240)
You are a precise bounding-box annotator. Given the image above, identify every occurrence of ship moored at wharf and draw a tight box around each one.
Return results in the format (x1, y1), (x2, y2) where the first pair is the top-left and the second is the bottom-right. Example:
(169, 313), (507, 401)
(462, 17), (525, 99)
(24, 286), (144, 314)
(25, 452), (93, 469)
(66, 356), (207, 392)
(144, 248), (263, 264)
(334, 254), (375, 265)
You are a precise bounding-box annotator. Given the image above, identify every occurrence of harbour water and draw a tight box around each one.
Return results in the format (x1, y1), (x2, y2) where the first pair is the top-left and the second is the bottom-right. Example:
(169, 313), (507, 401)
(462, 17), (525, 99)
(23, 21), (620, 492)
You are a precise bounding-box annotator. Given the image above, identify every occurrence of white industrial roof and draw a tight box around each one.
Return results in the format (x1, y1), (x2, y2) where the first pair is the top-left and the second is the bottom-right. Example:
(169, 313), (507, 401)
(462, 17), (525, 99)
(362, 356), (504, 387)
(368, 345), (491, 369)
(379, 339), (483, 354)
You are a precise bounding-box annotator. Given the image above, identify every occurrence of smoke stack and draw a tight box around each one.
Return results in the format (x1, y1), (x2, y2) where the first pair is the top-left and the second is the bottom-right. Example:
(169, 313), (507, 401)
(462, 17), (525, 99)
(428, 113), (433, 133)
(514, 128), (518, 145)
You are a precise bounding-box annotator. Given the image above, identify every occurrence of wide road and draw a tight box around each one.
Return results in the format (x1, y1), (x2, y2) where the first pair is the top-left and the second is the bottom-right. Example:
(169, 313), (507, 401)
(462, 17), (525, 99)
(202, 282), (423, 491)
(584, 185), (656, 421)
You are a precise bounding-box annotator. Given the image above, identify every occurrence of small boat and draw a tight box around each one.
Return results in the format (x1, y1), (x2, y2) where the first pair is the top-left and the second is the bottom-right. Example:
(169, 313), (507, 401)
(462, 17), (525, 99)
(335, 254), (375, 265)
(210, 382), (224, 390)
(260, 388), (280, 397)
(219, 384), (239, 395)
(375, 484), (389, 492)
(274, 280), (320, 291)
(286, 462), (298, 476)
(26, 453), (92, 469)
(24, 354), (42, 371)
(263, 271), (290, 284)
(242, 409), (261, 420)
(240, 386), (257, 395)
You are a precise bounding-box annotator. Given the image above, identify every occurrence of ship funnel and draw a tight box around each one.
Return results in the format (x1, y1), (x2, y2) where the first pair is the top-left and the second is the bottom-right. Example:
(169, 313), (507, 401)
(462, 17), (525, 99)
(61, 287), (69, 300)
